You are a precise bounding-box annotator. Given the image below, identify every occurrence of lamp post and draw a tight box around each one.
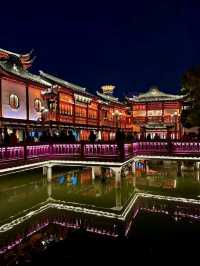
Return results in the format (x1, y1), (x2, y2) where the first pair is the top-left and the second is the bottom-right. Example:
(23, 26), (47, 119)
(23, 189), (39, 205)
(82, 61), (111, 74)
(172, 112), (178, 139)
(112, 110), (122, 129)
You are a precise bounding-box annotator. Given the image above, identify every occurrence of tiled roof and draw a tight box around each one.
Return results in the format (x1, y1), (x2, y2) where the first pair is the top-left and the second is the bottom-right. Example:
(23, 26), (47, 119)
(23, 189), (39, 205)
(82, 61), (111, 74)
(39, 71), (93, 96)
(127, 87), (185, 102)
(0, 60), (51, 87)
(96, 91), (124, 105)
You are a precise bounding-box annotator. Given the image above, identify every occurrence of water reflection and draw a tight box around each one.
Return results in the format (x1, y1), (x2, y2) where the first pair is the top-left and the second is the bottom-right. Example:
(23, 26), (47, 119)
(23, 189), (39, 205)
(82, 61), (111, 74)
(1, 160), (200, 263)
(0, 166), (135, 227)
(1, 161), (200, 227)
(134, 159), (200, 198)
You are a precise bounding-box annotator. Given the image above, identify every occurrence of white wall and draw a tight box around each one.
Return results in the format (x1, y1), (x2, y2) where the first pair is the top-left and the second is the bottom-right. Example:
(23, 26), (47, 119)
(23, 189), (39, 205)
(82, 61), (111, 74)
(29, 86), (43, 121)
(2, 78), (27, 120)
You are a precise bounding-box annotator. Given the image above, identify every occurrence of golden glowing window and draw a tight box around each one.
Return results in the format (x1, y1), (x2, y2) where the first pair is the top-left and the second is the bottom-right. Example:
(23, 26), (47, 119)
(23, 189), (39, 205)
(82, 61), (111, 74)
(9, 94), (19, 109)
(34, 99), (42, 112)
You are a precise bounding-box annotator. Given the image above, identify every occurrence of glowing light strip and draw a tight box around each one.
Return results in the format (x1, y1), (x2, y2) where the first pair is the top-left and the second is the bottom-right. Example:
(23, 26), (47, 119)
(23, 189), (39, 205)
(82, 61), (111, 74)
(136, 155), (200, 161)
(0, 202), (120, 233)
(0, 221), (118, 255)
(2, 191), (200, 234)
(140, 207), (200, 222)
(124, 208), (139, 237)
(0, 159), (128, 176)
(0, 161), (48, 176)
(139, 193), (200, 205)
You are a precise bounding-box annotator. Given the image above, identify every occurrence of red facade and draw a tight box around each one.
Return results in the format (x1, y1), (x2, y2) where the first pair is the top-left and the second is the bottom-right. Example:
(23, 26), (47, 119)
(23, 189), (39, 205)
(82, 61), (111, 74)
(0, 49), (132, 142)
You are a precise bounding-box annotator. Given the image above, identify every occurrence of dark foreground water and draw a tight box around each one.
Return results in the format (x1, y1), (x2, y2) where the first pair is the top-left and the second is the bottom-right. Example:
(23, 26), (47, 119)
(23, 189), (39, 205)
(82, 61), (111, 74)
(0, 160), (200, 264)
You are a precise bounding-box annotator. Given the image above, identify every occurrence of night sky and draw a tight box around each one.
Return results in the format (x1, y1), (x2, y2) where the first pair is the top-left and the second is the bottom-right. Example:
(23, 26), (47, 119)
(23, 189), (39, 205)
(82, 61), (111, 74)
(0, 0), (200, 98)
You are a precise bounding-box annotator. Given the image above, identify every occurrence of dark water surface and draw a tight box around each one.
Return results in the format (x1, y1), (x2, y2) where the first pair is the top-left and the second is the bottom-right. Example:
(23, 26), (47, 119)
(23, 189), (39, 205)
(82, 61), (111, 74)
(0, 161), (200, 264)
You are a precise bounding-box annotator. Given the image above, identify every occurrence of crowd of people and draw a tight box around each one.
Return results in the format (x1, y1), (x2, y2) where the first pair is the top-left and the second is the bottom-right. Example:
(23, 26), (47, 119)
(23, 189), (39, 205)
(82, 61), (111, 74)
(1, 127), (200, 146)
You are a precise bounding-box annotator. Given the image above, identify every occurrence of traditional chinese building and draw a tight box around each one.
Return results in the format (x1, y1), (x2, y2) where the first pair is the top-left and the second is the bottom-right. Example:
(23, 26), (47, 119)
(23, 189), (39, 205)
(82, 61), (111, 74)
(0, 48), (131, 143)
(0, 48), (52, 142)
(126, 86), (185, 139)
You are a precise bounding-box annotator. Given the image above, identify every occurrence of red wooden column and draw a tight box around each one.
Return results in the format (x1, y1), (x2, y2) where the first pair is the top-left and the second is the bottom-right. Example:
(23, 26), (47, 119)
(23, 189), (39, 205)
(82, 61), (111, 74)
(97, 102), (101, 128)
(161, 102), (164, 122)
(0, 77), (3, 146)
(112, 107), (115, 128)
(56, 91), (60, 123)
(26, 83), (29, 121)
(145, 103), (148, 123)
(86, 103), (89, 126)
(0, 77), (2, 118)
(25, 83), (30, 143)
(73, 95), (76, 125)
(97, 103), (101, 140)
(178, 101), (182, 139)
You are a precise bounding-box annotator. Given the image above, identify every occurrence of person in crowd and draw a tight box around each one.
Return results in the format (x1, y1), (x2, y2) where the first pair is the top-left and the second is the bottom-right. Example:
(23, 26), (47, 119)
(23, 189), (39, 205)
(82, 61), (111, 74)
(60, 130), (67, 142)
(3, 128), (10, 145)
(140, 132), (146, 141)
(52, 132), (59, 142)
(68, 130), (75, 142)
(33, 131), (39, 142)
(89, 131), (96, 143)
(166, 132), (171, 141)
(24, 131), (32, 144)
(10, 129), (18, 145)
(121, 129), (125, 141)
(146, 133), (151, 141)
(39, 131), (49, 143)
(133, 131), (139, 141)
(115, 128), (122, 143)
(154, 133), (160, 141)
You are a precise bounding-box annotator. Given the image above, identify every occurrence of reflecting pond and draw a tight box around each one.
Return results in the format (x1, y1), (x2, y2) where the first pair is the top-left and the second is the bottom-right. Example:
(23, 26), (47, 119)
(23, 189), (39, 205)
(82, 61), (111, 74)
(1, 160), (200, 263)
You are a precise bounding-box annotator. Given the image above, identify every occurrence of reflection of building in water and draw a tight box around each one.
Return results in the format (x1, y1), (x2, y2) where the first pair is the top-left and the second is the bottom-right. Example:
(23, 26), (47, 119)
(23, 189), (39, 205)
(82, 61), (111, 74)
(115, 187), (122, 209)
(79, 168), (92, 184)
(136, 175), (177, 189)
(148, 176), (163, 187)
(103, 168), (113, 178)
(162, 179), (177, 189)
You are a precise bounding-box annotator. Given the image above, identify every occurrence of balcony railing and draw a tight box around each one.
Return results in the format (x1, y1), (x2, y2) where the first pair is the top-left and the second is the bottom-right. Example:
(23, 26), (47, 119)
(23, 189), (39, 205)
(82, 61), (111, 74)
(147, 116), (163, 123)
(133, 116), (178, 124)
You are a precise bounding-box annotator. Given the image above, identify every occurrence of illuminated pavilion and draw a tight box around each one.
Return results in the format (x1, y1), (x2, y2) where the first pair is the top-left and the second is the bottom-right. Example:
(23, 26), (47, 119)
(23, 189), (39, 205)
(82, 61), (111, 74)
(126, 86), (185, 139)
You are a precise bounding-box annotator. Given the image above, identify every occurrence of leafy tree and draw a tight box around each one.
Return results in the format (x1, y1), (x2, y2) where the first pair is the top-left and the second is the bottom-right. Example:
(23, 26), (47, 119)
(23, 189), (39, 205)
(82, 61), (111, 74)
(181, 66), (200, 127)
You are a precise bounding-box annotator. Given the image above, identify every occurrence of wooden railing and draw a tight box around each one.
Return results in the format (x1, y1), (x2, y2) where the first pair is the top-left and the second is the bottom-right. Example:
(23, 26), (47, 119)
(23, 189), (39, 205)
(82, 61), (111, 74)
(133, 141), (200, 155)
(0, 142), (122, 166)
(0, 141), (200, 168)
(133, 116), (177, 124)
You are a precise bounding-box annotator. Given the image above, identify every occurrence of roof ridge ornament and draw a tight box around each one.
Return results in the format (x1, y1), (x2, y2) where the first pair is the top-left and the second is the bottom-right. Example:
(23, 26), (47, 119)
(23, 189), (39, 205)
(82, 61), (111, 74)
(101, 84), (116, 95)
(149, 86), (160, 94)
